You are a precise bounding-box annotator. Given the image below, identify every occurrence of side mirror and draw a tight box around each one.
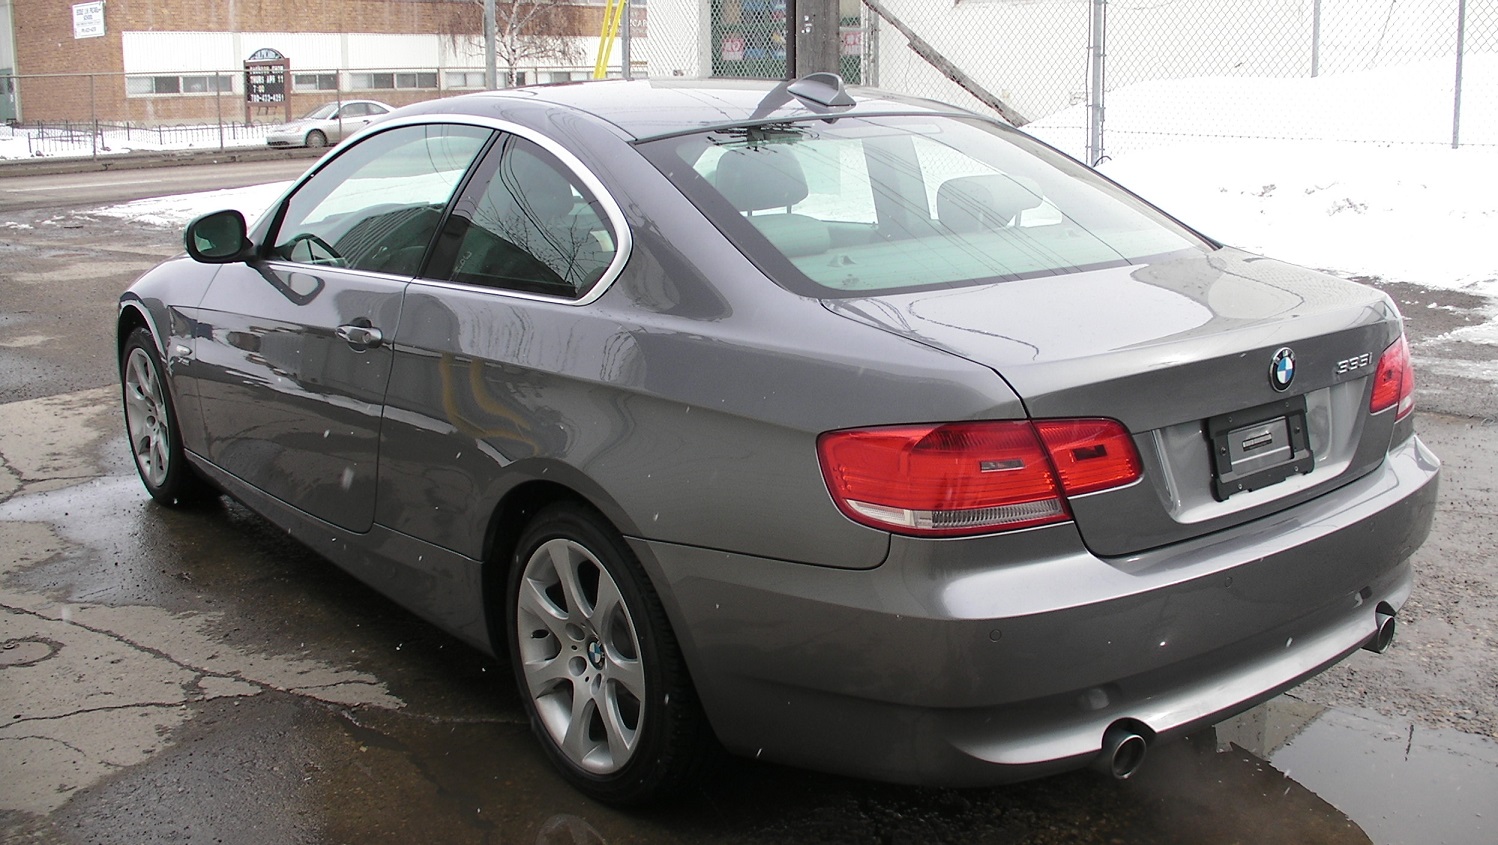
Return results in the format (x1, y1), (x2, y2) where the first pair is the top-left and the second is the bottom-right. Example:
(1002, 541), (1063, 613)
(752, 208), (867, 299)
(185, 209), (253, 263)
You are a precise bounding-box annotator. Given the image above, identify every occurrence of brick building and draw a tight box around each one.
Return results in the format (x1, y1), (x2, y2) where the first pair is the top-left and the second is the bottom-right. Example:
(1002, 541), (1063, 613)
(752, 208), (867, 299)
(2, 0), (609, 124)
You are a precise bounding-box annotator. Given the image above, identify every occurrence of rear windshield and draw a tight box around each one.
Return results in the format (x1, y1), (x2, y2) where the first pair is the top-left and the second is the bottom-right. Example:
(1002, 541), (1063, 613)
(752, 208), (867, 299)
(639, 115), (1208, 297)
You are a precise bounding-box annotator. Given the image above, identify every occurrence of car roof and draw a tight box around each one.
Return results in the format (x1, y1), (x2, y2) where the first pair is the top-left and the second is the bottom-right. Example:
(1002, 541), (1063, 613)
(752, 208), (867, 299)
(417, 78), (978, 141)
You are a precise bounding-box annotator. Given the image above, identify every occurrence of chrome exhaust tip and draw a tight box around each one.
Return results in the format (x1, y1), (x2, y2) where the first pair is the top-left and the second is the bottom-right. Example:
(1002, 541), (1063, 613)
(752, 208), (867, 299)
(1363, 606), (1397, 654)
(1092, 723), (1148, 780)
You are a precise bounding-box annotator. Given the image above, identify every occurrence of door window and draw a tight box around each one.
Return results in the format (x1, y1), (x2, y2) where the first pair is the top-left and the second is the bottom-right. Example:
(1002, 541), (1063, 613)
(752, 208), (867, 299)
(271, 124), (491, 276)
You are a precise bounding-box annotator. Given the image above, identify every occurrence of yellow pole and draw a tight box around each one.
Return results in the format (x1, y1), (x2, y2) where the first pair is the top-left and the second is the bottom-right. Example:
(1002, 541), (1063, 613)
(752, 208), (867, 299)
(594, 0), (624, 79)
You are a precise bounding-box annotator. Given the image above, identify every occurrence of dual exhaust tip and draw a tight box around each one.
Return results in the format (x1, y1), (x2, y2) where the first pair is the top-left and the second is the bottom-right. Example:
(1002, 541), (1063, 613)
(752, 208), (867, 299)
(1091, 606), (1398, 781)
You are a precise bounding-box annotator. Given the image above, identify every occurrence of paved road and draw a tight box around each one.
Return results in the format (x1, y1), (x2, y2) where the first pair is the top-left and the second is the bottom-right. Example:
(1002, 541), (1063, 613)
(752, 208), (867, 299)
(0, 157), (315, 213)
(1, 161), (1496, 845)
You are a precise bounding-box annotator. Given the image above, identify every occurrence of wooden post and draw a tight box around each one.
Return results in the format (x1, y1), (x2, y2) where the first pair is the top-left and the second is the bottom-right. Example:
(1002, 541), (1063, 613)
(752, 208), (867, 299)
(794, 0), (840, 77)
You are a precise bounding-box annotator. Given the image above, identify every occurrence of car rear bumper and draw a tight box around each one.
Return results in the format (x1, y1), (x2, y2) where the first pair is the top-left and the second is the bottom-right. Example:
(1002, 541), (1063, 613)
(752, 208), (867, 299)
(630, 433), (1440, 786)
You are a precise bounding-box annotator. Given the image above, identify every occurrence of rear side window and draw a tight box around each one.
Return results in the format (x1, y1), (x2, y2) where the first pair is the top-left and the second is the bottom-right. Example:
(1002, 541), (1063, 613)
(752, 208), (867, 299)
(436, 136), (619, 299)
(641, 116), (1207, 296)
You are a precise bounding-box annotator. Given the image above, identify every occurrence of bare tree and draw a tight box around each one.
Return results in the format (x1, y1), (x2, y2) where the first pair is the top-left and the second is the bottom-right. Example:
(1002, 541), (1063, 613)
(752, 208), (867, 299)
(439, 0), (584, 88)
(497, 1), (586, 86)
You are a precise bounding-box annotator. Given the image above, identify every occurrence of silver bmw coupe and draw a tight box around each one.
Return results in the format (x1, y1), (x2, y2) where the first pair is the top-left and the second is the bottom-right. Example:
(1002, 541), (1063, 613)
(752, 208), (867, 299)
(118, 74), (1439, 805)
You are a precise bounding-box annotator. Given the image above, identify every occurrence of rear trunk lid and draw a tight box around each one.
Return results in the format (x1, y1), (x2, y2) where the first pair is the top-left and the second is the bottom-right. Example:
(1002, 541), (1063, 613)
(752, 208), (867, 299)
(824, 247), (1404, 556)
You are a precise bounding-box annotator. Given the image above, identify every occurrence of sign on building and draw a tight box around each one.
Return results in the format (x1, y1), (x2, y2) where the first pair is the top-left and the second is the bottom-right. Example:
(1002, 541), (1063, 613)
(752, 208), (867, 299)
(72, 2), (105, 39)
(244, 48), (292, 125)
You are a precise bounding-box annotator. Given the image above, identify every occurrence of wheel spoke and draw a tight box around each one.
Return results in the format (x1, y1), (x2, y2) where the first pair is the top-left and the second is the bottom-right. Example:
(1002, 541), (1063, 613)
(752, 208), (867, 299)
(150, 437), (168, 478)
(132, 355), (158, 406)
(548, 541), (591, 619)
(522, 653), (574, 693)
(598, 681), (638, 762)
(591, 572), (624, 630)
(517, 577), (570, 641)
(560, 687), (601, 763)
(606, 652), (646, 701)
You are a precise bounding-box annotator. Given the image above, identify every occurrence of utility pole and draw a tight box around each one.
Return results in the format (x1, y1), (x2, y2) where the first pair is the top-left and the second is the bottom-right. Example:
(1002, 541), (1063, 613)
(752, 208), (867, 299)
(793, 0), (840, 77)
(484, 0), (498, 89)
(620, 0), (631, 79)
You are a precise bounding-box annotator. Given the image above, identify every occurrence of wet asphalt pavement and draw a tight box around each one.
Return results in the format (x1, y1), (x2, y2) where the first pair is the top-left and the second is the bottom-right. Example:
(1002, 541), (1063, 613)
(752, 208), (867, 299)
(1, 165), (1496, 845)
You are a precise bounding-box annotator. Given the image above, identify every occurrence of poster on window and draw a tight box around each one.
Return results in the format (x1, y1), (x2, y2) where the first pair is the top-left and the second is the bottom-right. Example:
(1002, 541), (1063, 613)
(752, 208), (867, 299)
(72, 2), (105, 39)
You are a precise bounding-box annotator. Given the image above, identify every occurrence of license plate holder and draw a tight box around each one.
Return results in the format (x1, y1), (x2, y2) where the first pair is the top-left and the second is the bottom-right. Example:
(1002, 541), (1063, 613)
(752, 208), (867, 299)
(1208, 395), (1314, 501)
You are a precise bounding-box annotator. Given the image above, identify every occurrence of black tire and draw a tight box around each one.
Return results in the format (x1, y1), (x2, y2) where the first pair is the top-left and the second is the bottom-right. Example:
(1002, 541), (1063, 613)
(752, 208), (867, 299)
(120, 327), (215, 507)
(305, 129), (328, 149)
(507, 502), (713, 805)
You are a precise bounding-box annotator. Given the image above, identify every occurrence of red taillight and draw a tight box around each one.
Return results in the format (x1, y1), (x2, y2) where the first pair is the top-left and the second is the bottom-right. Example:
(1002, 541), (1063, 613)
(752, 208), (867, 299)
(817, 419), (1141, 537)
(1369, 335), (1415, 421)
(1034, 419), (1145, 495)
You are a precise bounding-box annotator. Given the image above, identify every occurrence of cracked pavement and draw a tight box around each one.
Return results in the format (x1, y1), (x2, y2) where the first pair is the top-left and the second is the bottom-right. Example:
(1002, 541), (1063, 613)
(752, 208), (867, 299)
(0, 389), (403, 816)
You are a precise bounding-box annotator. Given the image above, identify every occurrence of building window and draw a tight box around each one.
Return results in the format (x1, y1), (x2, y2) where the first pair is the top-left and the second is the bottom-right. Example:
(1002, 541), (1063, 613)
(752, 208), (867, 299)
(126, 74), (234, 96)
(349, 72), (395, 90)
(294, 73), (338, 92)
(445, 71), (487, 89)
(396, 72), (438, 89)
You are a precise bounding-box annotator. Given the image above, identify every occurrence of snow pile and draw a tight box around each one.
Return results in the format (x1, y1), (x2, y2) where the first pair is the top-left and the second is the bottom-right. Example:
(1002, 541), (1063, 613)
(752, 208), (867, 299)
(1021, 55), (1498, 339)
(1028, 53), (1498, 155)
(88, 181), (292, 229)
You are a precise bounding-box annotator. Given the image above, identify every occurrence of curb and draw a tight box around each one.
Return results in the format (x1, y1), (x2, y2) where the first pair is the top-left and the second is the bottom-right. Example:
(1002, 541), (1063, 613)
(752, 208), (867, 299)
(0, 145), (326, 178)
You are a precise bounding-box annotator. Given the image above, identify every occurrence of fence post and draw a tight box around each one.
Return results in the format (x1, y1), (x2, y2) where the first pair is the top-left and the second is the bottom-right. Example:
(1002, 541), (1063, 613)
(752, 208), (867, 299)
(1087, 0), (1106, 165)
(1311, 0), (1322, 77)
(90, 74), (98, 159)
(620, 0), (631, 79)
(216, 80), (225, 151)
(1453, 0), (1467, 149)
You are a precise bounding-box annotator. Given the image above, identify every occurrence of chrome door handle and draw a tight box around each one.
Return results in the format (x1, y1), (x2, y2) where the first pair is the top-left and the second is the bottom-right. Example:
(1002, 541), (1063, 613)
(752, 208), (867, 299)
(336, 323), (384, 349)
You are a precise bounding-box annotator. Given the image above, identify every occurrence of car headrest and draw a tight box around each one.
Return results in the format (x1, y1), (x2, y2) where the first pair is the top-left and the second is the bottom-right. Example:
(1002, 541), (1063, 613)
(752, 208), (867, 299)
(714, 146), (809, 212)
(937, 174), (1045, 233)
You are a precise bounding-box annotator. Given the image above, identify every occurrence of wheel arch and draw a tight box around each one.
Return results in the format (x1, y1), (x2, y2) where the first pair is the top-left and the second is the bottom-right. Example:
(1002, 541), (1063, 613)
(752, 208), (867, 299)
(479, 479), (603, 655)
(117, 300), (160, 364)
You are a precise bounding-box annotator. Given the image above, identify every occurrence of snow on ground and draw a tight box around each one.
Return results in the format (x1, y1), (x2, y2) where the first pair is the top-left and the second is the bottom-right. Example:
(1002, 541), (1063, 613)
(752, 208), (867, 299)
(0, 124), (273, 161)
(1023, 55), (1498, 345)
(88, 181), (292, 230)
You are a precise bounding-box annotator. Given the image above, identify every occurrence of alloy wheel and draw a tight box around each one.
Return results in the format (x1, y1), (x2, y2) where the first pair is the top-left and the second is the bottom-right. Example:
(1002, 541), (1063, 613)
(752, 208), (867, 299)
(123, 346), (170, 488)
(515, 537), (646, 774)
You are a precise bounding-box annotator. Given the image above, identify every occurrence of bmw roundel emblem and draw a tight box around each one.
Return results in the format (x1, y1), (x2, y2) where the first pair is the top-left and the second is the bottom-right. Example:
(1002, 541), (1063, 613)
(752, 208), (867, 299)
(1269, 347), (1296, 391)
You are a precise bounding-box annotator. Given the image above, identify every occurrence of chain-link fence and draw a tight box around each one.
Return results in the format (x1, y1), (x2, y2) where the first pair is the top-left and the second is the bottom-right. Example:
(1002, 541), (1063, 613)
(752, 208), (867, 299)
(636, 0), (1496, 161)
(6, 2), (1492, 162)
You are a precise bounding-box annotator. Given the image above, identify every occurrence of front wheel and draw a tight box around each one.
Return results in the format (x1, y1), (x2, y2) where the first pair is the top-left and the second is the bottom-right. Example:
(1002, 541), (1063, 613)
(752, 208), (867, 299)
(305, 129), (327, 149)
(121, 327), (214, 506)
(508, 503), (712, 805)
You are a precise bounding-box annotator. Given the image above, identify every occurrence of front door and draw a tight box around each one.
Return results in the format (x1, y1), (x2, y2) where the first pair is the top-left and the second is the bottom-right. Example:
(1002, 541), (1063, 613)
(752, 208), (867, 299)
(191, 122), (493, 531)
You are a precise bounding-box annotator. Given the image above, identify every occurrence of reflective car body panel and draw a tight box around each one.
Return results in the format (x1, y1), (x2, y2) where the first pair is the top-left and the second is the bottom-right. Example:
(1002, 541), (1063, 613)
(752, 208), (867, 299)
(639, 432), (1437, 785)
(190, 261), (403, 532)
(118, 78), (1440, 790)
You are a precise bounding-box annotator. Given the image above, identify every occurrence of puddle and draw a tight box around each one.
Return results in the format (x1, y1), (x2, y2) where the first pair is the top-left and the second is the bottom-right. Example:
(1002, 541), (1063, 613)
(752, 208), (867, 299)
(1214, 697), (1498, 845)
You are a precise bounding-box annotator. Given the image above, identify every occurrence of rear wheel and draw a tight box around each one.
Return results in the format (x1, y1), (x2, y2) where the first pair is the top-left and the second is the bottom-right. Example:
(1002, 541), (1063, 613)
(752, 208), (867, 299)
(305, 129), (327, 149)
(121, 328), (214, 506)
(507, 502), (712, 805)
